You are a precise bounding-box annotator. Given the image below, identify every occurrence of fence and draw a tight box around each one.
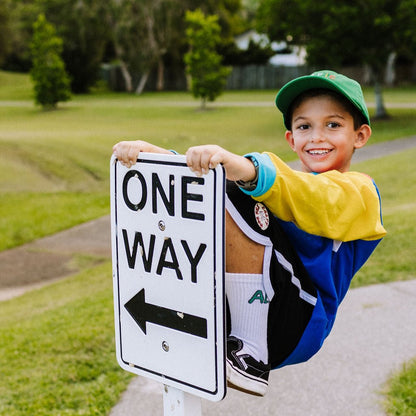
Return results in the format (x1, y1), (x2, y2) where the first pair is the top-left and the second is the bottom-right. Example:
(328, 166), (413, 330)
(102, 63), (416, 92)
(226, 65), (310, 90)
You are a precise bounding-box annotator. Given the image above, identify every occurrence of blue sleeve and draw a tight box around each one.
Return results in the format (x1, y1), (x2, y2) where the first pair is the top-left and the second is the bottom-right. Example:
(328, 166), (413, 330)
(238, 152), (276, 197)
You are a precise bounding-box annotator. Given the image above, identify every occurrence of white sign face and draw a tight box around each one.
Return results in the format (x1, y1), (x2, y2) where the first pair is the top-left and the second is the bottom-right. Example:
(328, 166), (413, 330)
(110, 153), (226, 402)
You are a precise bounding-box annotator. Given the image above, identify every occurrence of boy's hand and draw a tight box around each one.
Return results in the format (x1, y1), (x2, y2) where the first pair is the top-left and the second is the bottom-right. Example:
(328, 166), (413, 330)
(113, 141), (256, 183)
(186, 145), (256, 182)
(112, 140), (172, 168)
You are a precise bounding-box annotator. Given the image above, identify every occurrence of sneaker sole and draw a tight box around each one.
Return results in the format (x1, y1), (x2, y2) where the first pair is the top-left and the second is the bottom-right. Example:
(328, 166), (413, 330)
(226, 359), (268, 397)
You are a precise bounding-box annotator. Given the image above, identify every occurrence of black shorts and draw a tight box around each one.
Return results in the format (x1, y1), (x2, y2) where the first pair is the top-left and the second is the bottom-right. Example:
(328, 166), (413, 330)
(226, 181), (318, 368)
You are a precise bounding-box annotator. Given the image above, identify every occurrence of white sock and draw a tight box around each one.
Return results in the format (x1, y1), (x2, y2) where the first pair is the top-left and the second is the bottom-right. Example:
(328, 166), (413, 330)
(225, 272), (270, 364)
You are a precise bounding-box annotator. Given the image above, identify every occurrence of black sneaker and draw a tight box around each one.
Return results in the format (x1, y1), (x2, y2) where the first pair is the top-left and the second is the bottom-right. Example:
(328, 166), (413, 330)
(226, 336), (270, 396)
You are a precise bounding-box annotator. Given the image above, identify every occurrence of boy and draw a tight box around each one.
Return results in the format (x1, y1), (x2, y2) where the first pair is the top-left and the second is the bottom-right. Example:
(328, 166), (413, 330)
(113, 70), (386, 397)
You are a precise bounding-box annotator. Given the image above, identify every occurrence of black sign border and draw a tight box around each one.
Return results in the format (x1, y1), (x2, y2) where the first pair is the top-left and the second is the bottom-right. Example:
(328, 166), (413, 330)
(113, 156), (226, 398)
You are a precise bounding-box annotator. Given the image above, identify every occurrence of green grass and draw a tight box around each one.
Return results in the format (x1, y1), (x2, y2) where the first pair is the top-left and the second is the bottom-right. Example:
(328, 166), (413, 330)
(383, 359), (416, 415)
(1, 73), (416, 250)
(1, 70), (416, 414)
(0, 262), (133, 415)
(368, 85), (416, 103)
(0, 192), (109, 250)
(350, 147), (416, 287)
(0, 74), (289, 249)
(0, 71), (33, 101)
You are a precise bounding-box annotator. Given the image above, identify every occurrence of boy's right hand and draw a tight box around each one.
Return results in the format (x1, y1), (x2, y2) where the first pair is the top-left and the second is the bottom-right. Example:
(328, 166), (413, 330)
(112, 140), (172, 168)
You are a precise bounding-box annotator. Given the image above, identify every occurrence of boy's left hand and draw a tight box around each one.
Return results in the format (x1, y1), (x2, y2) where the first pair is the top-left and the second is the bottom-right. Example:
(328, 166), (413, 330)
(186, 145), (256, 182)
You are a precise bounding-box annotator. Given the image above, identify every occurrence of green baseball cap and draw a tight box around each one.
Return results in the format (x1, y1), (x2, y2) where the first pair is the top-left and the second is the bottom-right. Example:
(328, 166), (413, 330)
(275, 70), (370, 129)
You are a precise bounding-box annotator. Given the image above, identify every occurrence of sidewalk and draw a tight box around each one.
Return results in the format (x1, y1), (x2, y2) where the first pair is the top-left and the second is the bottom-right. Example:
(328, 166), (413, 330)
(110, 279), (416, 416)
(0, 215), (111, 300)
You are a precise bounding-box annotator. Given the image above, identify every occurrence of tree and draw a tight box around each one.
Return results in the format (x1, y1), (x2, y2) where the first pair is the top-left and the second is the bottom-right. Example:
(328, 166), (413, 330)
(37, 0), (110, 93)
(222, 39), (274, 66)
(107, 0), (186, 93)
(257, 0), (416, 119)
(0, 0), (11, 66)
(4, 0), (245, 93)
(105, 0), (245, 93)
(0, 0), (43, 72)
(30, 14), (71, 109)
(184, 9), (231, 108)
(2, 0), (109, 91)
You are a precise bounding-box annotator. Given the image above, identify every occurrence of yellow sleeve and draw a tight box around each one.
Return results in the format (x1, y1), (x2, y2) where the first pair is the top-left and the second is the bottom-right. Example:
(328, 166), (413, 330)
(254, 153), (386, 242)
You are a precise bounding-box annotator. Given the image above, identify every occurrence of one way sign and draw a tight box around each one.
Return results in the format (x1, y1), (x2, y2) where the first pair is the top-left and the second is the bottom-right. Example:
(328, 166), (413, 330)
(110, 153), (226, 401)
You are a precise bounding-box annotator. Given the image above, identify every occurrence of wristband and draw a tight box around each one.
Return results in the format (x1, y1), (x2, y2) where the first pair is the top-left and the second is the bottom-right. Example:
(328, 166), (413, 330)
(235, 156), (259, 191)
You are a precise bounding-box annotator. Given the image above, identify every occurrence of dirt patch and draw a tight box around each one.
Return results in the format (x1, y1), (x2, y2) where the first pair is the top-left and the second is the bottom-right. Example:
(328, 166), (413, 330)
(0, 247), (75, 287)
(0, 216), (112, 300)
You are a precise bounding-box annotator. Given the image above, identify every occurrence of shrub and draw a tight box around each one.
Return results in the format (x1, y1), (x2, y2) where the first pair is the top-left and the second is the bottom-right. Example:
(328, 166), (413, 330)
(184, 9), (231, 108)
(30, 14), (71, 109)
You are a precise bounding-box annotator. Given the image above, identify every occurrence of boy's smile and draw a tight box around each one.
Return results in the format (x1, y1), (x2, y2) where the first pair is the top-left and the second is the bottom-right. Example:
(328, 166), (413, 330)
(285, 95), (371, 173)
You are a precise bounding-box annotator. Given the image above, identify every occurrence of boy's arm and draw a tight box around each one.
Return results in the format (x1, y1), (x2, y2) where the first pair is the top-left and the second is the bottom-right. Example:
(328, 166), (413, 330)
(242, 152), (386, 242)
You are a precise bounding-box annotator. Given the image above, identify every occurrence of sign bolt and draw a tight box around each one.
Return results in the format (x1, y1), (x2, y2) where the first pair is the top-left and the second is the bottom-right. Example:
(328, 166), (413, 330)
(162, 341), (170, 352)
(158, 220), (166, 231)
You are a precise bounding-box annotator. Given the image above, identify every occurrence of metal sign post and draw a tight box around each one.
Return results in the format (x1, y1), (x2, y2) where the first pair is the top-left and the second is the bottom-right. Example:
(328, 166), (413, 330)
(163, 385), (202, 416)
(110, 153), (226, 410)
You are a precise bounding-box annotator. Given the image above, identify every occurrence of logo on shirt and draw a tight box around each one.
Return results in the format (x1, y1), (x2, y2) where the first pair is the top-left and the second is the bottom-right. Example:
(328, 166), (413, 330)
(254, 202), (269, 230)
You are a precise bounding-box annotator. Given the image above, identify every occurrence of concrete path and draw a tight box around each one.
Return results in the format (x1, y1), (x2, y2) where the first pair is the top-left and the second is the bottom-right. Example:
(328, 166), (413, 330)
(0, 216), (111, 301)
(110, 280), (416, 416)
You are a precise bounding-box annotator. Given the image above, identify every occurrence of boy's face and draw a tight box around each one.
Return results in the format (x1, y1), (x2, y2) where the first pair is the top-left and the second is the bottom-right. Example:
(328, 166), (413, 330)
(285, 94), (371, 173)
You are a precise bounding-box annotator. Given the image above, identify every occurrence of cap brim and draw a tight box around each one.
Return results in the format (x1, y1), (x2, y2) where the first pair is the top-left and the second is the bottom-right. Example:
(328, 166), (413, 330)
(276, 75), (350, 115)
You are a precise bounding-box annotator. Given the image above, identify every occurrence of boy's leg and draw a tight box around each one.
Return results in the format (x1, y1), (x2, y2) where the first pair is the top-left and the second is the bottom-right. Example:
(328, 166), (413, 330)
(224, 182), (319, 395)
(225, 212), (271, 396)
(226, 211), (264, 274)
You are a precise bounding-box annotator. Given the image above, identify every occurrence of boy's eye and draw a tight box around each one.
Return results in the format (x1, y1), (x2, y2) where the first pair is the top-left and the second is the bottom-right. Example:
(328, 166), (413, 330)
(327, 122), (340, 128)
(297, 124), (310, 130)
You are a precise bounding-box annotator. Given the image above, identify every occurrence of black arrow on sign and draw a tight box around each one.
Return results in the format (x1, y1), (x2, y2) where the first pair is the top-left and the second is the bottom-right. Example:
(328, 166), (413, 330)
(124, 289), (208, 339)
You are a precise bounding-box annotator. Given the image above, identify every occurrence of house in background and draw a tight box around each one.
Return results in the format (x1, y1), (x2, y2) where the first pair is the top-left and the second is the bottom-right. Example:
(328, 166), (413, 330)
(234, 29), (306, 67)
(226, 29), (308, 89)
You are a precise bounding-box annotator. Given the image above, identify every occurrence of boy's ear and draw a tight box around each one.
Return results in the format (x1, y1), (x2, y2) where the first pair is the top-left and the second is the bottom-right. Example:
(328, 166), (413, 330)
(285, 130), (296, 151)
(354, 124), (372, 149)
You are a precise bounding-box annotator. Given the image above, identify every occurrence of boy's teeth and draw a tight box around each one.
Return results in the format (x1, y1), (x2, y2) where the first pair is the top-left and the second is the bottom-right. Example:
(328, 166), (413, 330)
(309, 150), (330, 155)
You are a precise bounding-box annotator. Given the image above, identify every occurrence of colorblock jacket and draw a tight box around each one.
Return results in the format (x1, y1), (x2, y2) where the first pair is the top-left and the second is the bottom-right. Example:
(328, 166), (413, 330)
(241, 152), (386, 368)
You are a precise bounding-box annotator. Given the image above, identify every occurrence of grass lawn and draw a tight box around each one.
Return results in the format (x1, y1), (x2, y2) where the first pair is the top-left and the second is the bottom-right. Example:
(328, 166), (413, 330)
(350, 147), (416, 287)
(383, 358), (416, 416)
(0, 262), (133, 415)
(1, 70), (416, 250)
(0, 70), (415, 414)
